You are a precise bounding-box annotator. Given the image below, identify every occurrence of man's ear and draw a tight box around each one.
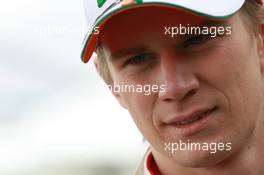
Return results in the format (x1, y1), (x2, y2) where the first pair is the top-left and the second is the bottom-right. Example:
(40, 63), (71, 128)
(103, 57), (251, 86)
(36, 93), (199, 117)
(93, 56), (100, 75)
(258, 24), (264, 73)
(93, 57), (128, 109)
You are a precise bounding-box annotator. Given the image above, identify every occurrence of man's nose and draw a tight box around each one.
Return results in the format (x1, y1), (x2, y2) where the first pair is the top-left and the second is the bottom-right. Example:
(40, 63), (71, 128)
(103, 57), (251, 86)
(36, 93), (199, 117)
(158, 51), (200, 102)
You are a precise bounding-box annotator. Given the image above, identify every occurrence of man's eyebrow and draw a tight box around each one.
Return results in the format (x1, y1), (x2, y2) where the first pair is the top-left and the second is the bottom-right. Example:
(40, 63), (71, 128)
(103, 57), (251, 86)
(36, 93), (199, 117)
(110, 46), (147, 61)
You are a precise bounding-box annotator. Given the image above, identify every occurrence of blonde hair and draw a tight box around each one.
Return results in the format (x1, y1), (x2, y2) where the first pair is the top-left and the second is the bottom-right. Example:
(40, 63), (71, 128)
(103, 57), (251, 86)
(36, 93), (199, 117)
(240, 0), (262, 35)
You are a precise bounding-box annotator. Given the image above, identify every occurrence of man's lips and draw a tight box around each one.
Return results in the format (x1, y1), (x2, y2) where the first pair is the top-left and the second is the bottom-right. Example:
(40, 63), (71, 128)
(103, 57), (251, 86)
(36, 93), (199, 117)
(164, 106), (218, 127)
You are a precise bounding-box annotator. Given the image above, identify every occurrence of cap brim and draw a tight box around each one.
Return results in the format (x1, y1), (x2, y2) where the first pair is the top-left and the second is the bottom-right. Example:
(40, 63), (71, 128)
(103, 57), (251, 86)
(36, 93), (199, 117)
(81, 0), (245, 63)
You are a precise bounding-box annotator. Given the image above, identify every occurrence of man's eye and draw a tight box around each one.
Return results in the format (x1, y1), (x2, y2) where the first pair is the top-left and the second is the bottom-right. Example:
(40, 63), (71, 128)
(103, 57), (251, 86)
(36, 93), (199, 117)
(126, 53), (156, 65)
(183, 34), (211, 48)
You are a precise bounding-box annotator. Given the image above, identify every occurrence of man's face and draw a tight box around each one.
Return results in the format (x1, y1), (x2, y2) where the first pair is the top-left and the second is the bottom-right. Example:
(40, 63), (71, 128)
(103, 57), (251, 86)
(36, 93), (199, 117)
(99, 6), (264, 166)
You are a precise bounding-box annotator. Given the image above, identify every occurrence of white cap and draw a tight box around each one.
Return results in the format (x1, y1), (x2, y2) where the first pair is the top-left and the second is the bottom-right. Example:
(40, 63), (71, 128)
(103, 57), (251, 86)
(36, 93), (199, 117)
(81, 0), (250, 63)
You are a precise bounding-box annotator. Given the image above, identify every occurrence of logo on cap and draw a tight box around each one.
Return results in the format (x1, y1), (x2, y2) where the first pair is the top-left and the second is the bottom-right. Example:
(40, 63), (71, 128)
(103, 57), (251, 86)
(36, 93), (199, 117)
(97, 0), (107, 8)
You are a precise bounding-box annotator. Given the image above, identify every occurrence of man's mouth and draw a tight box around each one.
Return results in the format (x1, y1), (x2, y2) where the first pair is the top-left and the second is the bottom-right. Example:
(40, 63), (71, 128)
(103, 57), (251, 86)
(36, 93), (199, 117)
(174, 107), (218, 126)
(163, 106), (219, 136)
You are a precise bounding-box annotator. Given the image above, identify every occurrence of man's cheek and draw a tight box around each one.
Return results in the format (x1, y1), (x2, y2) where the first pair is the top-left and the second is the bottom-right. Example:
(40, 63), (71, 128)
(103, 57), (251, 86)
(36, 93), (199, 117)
(125, 93), (154, 118)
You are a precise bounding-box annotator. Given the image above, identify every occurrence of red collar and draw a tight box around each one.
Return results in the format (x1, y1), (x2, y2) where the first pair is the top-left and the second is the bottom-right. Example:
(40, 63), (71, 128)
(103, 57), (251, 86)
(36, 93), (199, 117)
(146, 152), (161, 175)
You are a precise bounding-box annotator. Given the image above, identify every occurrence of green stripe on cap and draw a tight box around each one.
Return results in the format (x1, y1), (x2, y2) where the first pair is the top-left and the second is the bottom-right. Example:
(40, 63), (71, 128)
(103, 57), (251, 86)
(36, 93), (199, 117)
(97, 0), (106, 8)
(134, 0), (143, 3)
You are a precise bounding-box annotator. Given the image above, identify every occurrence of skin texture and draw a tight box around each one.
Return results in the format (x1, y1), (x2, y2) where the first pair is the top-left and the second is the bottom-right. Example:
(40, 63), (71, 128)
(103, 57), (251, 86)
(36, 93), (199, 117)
(97, 6), (264, 175)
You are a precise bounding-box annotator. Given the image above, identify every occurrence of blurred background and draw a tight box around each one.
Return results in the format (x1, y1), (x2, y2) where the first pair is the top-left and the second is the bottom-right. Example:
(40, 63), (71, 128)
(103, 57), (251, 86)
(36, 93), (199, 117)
(0, 0), (148, 174)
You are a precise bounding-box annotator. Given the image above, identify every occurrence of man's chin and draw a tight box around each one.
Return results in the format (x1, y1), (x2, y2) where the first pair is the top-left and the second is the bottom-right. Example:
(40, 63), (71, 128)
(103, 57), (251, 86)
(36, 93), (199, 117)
(170, 150), (232, 168)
